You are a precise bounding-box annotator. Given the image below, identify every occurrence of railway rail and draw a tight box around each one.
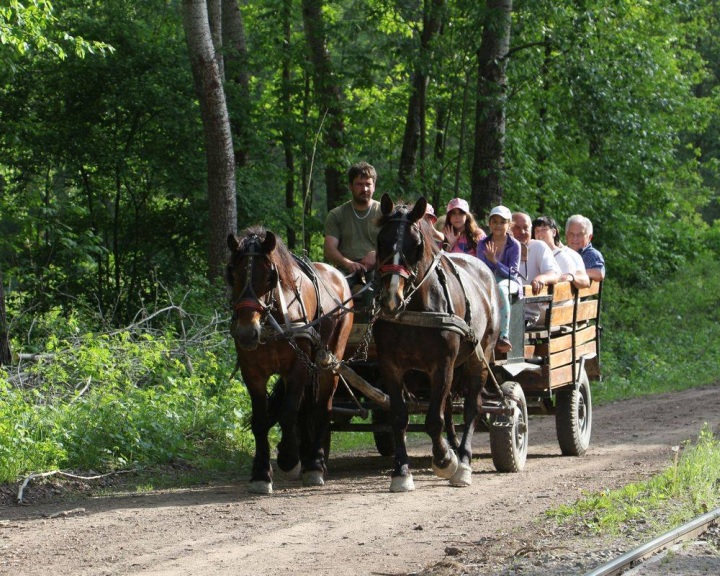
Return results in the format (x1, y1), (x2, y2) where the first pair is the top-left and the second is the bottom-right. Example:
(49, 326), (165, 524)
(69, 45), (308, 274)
(583, 507), (720, 575)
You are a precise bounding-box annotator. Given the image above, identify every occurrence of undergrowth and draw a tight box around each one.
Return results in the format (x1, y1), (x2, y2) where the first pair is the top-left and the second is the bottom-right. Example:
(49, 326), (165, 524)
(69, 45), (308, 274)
(594, 258), (720, 403)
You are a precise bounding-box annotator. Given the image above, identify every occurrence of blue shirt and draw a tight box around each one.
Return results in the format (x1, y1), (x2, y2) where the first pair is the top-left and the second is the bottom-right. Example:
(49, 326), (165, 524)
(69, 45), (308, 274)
(578, 242), (605, 275)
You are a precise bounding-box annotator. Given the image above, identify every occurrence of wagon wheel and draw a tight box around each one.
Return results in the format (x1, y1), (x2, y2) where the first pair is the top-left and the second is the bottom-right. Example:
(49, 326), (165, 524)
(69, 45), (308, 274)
(371, 409), (395, 457)
(555, 368), (592, 456)
(489, 382), (528, 473)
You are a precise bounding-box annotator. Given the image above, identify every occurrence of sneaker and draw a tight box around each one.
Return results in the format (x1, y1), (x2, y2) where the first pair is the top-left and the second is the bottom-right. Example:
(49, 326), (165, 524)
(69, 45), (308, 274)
(496, 336), (512, 353)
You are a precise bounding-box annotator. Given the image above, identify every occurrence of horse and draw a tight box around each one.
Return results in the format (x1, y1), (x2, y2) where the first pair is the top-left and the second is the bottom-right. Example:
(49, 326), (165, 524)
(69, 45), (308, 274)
(225, 226), (353, 494)
(373, 194), (502, 492)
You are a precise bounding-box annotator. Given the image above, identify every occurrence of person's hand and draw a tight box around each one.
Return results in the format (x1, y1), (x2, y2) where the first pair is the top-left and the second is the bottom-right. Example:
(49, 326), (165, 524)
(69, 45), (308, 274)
(360, 251), (376, 270)
(531, 277), (545, 295)
(345, 260), (366, 274)
(484, 241), (498, 264)
(443, 225), (457, 247)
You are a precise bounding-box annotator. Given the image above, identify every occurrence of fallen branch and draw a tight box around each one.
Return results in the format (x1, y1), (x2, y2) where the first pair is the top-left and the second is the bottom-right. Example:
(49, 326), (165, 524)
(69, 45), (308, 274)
(17, 469), (133, 505)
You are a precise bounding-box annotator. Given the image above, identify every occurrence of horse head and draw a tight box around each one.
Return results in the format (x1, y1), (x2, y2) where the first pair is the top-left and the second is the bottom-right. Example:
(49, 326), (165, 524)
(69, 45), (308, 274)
(376, 193), (432, 313)
(226, 227), (281, 350)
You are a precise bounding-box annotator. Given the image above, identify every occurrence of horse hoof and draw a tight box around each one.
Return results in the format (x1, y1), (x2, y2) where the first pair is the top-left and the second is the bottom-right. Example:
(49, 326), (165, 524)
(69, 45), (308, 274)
(302, 470), (325, 487)
(389, 475), (415, 492)
(248, 481), (273, 494)
(279, 461), (302, 481)
(449, 463), (473, 487)
(432, 450), (459, 479)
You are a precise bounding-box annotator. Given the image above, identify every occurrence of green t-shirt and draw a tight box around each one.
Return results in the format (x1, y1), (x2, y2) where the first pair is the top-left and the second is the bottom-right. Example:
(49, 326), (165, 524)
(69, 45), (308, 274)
(324, 200), (381, 262)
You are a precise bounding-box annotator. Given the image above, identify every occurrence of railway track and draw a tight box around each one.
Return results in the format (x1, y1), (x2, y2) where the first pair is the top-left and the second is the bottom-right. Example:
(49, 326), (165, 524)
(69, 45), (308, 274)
(583, 507), (720, 575)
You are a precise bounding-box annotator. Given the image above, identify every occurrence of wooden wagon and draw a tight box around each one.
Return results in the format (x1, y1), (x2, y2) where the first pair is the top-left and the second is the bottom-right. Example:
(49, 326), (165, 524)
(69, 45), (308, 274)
(319, 279), (603, 469)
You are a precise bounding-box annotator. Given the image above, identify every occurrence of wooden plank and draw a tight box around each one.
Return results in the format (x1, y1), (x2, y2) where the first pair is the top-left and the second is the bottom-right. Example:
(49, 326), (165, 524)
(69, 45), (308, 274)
(549, 363), (575, 388)
(551, 282), (573, 302)
(549, 341), (597, 369)
(550, 299), (598, 327)
(578, 282), (601, 298)
(546, 325), (597, 354)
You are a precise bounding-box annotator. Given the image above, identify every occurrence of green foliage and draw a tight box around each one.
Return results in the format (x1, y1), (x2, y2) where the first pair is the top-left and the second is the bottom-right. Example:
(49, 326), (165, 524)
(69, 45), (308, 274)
(0, 0), (112, 60)
(547, 424), (720, 534)
(595, 258), (720, 403)
(0, 283), (255, 484)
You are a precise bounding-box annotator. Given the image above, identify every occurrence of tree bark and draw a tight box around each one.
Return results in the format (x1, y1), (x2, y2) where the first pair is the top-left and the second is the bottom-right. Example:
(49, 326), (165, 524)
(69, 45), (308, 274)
(279, 0), (297, 249)
(222, 0), (251, 169)
(301, 0), (346, 211)
(398, 0), (446, 194)
(0, 266), (11, 366)
(471, 0), (512, 218)
(182, 0), (237, 281)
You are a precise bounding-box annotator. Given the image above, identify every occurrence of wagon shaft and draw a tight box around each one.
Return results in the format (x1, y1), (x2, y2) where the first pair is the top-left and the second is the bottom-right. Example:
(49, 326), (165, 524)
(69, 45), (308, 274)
(316, 350), (391, 410)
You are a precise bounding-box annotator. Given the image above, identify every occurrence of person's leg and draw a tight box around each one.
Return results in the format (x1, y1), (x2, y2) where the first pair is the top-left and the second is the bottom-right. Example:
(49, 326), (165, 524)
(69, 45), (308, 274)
(497, 281), (511, 340)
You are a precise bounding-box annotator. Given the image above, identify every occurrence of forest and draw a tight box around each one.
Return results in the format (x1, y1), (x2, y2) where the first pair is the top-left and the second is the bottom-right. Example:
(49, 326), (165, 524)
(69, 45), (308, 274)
(1, 1), (719, 481)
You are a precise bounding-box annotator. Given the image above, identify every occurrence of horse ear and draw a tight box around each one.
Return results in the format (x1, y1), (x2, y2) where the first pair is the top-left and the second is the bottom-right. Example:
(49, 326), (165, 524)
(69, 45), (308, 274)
(380, 193), (394, 215)
(262, 231), (277, 253)
(227, 234), (240, 252)
(409, 196), (427, 223)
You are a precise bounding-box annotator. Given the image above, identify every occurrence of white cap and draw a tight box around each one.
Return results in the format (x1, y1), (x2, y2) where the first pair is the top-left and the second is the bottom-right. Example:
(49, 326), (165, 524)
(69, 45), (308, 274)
(488, 205), (512, 221)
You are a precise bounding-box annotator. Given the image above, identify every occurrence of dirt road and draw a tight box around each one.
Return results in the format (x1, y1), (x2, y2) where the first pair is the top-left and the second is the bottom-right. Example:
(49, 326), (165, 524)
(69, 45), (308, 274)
(2, 384), (719, 576)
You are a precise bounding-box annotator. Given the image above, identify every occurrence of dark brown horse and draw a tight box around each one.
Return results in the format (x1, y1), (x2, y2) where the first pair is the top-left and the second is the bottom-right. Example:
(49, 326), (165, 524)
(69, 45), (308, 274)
(373, 194), (501, 492)
(226, 226), (353, 494)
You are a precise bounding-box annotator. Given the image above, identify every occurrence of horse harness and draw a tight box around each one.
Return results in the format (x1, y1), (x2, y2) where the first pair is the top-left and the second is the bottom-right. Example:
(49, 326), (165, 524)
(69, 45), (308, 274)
(232, 235), (322, 346)
(376, 210), (478, 345)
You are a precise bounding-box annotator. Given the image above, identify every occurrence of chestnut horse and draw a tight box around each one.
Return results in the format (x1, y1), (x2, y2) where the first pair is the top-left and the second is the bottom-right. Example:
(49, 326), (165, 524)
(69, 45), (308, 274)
(226, 227), (353, 494)
(373, 194), (501, 492)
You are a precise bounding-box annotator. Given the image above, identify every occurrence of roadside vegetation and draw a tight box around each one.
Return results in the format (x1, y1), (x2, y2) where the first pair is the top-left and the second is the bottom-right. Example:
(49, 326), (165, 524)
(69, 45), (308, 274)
(548, 423), (720, 536)
(2, 252), (719, 487)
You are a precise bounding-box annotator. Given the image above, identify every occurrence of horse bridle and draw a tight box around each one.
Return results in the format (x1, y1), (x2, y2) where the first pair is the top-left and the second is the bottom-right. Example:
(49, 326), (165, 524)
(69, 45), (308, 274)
(377, 210), (443, 310)
(232, 235), (278, 319)
(377, 211), (422, 282)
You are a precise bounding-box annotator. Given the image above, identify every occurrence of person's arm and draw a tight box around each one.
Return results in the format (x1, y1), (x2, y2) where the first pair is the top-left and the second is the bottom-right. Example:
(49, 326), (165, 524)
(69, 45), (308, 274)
(530, 271), (560, 295)
(324, 235), (365, 273)
(561, 270), (591, 289)
(586, 267), (605, 282)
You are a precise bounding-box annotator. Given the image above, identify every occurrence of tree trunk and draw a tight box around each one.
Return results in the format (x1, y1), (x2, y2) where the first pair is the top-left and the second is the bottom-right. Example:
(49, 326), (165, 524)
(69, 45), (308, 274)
(279, 0), (297, 249)
(471, 0), (512, 218)
(182, 0), (237, 281)
(222, 0), (251, 169)
(0, 266), (11, 366)
(398, 0), (446, 194)
(301, 0), (346, 211)
(454, 70), (471, 197)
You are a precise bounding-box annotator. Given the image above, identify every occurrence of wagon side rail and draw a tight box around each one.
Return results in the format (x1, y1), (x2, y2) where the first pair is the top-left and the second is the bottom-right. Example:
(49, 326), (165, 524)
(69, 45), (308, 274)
(516, 280), (603, 395)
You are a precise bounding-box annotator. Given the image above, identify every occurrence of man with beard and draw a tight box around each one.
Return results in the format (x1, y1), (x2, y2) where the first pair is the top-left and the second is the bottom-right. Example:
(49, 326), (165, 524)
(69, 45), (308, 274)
(324, 161), (382, 296)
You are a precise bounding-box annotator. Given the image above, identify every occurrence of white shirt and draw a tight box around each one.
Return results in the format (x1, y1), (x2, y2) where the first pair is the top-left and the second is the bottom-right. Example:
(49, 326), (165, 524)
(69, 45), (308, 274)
(519, 239), (561, 284)
(553, 245), (586, 275)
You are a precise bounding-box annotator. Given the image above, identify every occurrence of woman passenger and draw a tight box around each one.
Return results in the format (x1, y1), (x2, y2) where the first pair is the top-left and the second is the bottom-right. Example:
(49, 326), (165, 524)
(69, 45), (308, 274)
(442, 198), (485, 255)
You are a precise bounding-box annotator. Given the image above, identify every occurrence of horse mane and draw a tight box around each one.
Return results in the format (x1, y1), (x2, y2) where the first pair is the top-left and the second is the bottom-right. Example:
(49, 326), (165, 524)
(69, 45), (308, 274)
(239, 225), (297, 293)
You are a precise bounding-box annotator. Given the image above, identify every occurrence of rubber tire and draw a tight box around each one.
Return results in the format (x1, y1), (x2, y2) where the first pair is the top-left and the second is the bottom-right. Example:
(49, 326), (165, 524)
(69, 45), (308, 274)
(371, 410), (396, 457)
(489, 382), (528, 473)
(555, 368), (592, 456)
